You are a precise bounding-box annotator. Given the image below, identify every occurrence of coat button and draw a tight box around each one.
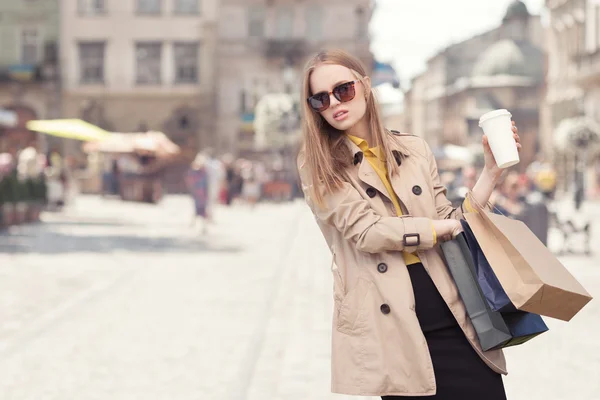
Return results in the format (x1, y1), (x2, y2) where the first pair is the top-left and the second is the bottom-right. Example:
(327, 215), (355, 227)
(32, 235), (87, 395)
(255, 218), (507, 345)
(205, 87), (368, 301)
(377, 263), (388, 273)
(380, 304), (391, 315)
(353, 152), (363, 165)
(412, 185), (422, 196)
(366, 187), (377, 198)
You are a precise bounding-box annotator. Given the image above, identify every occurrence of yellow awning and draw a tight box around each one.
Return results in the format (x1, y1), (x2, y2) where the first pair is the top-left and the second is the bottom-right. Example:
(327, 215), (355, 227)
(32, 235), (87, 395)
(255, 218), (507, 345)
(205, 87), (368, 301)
(26, 119), (111, 142)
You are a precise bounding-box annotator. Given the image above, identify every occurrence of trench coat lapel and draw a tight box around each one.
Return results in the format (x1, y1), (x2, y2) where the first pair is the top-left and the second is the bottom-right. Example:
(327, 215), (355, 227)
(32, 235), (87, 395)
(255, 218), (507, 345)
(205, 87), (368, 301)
(387, 138), (414, 216)
(343, 137), (394, 204)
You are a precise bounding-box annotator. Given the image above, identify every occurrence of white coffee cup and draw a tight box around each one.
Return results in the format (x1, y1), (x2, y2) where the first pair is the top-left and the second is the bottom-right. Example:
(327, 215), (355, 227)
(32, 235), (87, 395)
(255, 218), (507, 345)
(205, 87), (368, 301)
(478, 109), (520, 169)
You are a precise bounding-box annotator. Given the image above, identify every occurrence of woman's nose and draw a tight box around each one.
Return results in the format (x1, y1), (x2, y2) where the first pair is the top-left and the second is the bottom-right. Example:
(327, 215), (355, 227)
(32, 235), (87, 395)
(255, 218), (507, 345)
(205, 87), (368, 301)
(329, 92), (341, 107)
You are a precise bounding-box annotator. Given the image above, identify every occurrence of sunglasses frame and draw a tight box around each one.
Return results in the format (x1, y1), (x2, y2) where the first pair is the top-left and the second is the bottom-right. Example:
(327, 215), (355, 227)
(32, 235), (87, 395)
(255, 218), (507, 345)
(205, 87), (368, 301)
(307, 79), (361, 112)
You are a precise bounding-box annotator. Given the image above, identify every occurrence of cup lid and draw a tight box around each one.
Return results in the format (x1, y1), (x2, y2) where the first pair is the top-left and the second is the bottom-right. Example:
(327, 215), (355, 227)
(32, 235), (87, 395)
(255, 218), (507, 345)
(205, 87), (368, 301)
(479, 109), (512, 126)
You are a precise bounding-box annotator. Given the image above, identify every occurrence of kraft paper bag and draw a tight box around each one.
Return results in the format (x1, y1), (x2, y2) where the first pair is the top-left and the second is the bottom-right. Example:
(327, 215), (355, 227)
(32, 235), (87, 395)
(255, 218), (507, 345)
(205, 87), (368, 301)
(464, 207), (592, 322)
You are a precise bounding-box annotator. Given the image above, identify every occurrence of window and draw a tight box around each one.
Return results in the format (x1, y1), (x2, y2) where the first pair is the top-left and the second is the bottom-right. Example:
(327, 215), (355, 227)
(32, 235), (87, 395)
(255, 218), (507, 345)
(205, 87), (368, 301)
(78, 0), (105, 15)
(20, 29), (39, 64)
(43, 41), (58, 64)
(355, 7), (368, 39)
(78, 42), (105, 84)
(596, 5), (600, 50)
(248, 6), (265, 38)
(136, 42), (162, 84)
(240, 90), (247, 114)
(174, 0), (199, 14)
(137, 0), (161, 15)
(275, 7), (294, 39)
(174, 42), (199, 83)
(305, 6), (323, 41)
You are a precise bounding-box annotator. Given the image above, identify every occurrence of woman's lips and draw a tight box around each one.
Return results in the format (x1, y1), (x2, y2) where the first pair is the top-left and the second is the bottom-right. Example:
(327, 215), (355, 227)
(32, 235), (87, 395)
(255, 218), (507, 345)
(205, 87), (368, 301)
(333, 110), (349, 121)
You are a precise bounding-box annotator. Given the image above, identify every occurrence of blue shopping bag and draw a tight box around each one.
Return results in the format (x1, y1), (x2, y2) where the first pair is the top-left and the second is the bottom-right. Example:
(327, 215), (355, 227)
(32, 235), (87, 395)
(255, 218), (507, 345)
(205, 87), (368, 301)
(456, 220), (549, 348)
(460, 219), (515, 313)
(500, 310), (549, 348)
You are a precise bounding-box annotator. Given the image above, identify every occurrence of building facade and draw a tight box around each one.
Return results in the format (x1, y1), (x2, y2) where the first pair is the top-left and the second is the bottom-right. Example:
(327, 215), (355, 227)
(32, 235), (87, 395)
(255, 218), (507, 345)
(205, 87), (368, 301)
(60, 0), (219, 165)
(215, 0), (374, 156)
(0, 0), (60, 155)
(544, 0), (600, 198)
(404, 1), (545, 172)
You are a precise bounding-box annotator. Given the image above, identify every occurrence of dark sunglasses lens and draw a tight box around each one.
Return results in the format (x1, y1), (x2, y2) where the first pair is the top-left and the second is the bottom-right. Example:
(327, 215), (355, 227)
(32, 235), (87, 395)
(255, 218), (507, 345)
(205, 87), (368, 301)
(333, 82), (356, 102)
(308, 93), (329, 112)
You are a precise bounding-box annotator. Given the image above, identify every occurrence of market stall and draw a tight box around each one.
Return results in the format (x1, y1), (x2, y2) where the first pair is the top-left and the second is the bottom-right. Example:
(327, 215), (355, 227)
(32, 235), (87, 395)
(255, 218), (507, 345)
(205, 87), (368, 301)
(26, 119), (180, 204)
(83, 131), (180, 203)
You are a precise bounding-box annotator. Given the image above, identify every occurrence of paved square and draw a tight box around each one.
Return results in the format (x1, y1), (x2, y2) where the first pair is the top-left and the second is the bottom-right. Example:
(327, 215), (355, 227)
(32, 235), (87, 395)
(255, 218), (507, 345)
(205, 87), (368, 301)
(0, 196), (598, 399)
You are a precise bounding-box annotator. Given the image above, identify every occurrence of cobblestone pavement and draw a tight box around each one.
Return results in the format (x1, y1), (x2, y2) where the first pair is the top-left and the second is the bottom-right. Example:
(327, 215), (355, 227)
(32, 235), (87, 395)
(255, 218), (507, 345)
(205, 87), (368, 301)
(0, 196), (598, 400)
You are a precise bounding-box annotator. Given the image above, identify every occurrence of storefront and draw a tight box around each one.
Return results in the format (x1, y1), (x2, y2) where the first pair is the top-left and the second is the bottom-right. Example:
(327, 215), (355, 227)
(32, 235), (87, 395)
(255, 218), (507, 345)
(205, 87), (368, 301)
(0, 106), (37, 155)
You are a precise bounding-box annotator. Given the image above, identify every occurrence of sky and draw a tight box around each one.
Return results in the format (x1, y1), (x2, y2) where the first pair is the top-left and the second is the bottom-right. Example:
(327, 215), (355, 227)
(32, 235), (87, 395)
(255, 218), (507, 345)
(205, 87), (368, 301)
(370, 0), (545, 90)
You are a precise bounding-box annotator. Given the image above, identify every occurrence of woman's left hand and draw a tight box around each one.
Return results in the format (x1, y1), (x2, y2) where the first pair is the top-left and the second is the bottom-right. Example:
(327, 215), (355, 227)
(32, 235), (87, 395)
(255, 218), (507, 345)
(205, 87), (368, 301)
(482, 120), (522, 180)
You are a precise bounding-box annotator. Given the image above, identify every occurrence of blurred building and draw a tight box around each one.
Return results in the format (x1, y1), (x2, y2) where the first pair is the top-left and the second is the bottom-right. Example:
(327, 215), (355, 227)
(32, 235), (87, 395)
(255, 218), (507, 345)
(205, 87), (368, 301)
(404, 0), (545, 172)
(215, 0), (374, 156)
(544, 0), (600, 198)
(0, 0), (60, 155)
(60, 0), (218, 171)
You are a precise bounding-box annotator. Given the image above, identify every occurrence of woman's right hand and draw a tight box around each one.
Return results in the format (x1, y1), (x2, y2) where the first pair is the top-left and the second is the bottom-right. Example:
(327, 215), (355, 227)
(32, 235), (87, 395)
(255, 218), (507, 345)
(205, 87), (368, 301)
(431, 219), (463, 243)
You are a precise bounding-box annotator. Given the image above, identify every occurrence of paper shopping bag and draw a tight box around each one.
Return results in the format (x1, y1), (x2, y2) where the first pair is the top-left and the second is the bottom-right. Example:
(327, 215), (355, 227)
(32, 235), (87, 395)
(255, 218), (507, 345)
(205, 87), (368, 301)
(464, 209), (592, 322)
(440, 235), (512, 351)
(442, 234), (549, 350)
(460, 219), (515, 313)
(501, 311), (548, 348)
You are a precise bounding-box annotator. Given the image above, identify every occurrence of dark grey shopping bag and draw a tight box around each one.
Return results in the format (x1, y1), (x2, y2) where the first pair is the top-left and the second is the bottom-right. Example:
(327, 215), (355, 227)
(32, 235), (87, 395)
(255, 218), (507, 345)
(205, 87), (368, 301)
(441, 234), (511, 351)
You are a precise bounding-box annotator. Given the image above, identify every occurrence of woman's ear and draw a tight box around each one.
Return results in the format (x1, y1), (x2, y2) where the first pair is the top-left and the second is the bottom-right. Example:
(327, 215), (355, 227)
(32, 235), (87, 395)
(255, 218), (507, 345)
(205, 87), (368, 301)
(363, 76), (372, 99)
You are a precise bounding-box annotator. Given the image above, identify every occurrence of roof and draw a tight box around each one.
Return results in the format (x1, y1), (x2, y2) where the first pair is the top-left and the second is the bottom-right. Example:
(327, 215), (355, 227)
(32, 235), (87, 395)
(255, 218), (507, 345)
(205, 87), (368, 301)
(504, 1), (530, 22)
(471, 39), (544, 81)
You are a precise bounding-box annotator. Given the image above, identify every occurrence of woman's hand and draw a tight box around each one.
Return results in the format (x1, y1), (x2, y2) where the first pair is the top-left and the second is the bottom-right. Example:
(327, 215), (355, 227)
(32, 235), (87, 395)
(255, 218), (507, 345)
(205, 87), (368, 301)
(482, 120), (522, 180)
(432, 219), (463, 243)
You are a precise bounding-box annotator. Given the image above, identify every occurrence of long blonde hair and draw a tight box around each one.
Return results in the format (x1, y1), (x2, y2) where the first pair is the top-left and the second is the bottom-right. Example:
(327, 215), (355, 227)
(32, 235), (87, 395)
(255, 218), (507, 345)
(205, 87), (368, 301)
(301, 49), (399, 205)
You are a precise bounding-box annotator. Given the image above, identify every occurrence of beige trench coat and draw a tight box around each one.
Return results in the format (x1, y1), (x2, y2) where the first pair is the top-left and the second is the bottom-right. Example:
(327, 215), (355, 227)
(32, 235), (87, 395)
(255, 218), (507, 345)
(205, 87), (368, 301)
(297, 131), (507, 397)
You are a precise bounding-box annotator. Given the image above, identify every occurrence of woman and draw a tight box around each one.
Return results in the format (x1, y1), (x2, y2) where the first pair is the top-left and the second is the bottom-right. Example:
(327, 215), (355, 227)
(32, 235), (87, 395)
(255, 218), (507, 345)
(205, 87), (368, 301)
(297, 50), (521, 399)
(242, 164), (261, 207)
(186, 153), (210, 234)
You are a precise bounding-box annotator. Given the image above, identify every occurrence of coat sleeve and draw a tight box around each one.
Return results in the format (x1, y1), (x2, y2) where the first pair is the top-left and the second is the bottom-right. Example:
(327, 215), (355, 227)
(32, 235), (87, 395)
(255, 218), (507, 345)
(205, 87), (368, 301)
(297, 152), (435, 254)
(422, 139), (491, 220)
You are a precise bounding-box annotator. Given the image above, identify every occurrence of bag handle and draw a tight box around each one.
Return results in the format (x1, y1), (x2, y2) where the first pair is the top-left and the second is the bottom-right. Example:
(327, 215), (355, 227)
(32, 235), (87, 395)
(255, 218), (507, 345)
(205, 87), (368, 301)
(466, 190), (507, 217)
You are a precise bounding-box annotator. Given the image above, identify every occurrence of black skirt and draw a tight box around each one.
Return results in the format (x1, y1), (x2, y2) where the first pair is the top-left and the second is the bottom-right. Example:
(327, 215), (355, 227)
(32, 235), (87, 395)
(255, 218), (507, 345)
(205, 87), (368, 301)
(383, 263), (506, 400)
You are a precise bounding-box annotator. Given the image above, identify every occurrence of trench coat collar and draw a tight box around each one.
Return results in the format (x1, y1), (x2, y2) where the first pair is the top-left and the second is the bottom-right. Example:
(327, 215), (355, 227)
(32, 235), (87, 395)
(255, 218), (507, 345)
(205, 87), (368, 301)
(342, 131), (413, 213)
(342, 132), (408, 205)
(343, 130), (409, 167)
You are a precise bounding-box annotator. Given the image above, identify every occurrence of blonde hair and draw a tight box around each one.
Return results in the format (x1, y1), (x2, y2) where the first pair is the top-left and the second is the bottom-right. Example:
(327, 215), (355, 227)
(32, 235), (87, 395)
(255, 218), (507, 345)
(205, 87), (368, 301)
(300, 49), (399, 205)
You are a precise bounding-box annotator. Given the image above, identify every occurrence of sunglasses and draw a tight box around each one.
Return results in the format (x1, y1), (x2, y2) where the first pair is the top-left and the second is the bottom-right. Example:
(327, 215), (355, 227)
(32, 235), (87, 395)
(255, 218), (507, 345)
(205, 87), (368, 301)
(307, 80), (360, 112)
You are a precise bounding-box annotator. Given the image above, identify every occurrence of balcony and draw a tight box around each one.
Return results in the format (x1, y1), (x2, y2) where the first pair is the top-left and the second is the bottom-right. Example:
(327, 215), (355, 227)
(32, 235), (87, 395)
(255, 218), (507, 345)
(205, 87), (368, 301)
(0, 64), (39, 83)
(0, 42), (59, 83)
(577, 49), (600, 84)
(0, 63), (59, 84)
(264, 39), (307, 62)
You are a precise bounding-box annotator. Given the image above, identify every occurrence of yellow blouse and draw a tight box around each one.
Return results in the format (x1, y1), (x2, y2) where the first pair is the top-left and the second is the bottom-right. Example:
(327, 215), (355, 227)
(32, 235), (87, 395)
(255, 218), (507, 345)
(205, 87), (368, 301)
(348, 135), (436, 266)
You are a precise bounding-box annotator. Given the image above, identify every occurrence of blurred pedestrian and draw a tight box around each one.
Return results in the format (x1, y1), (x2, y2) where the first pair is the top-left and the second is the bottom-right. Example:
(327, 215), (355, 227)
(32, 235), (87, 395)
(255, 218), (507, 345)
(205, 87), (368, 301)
(493, 171), (526, 218)
(185, 153), (210, 234)
(203, 148), (225, 215)
(242, 165), (261, 207)
(222, 154), (243, 205)
(297, 49), (522, 399)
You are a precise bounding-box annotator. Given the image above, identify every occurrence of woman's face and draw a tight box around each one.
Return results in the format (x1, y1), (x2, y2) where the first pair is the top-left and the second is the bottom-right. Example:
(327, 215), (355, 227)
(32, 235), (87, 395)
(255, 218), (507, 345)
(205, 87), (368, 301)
(309, 64), (368, 132)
